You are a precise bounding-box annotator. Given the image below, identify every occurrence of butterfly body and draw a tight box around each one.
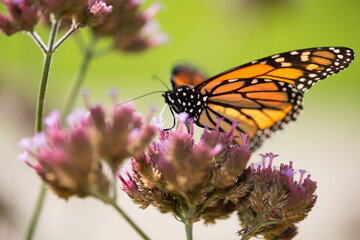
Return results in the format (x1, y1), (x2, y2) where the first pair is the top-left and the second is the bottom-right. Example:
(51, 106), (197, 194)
(164, 47), (354, 151)
(163, 85), (206, 119)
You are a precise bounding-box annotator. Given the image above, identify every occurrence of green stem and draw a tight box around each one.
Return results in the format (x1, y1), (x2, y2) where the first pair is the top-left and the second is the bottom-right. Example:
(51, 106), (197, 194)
(26, 18), (61, 240)
(185, 222), (193, 240)
(240, 218), (280, 240)
(61, 36), (96, 121)
(110, 201), (151, 240)
(25, 184), (47, 240)
(34, 19), (60, 132)
(89, 189), (151, 240)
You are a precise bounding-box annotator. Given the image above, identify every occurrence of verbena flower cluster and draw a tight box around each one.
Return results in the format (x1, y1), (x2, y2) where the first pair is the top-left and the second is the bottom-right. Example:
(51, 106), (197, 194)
(236, 154), (317, 239)
(0, 0), (113, 35)
(119, 114), (251, 220)
(19, 102), (156, 199)
(119, 113), (317, 239)
(19, 102), (317, 239)
(92, 0), (168, 52)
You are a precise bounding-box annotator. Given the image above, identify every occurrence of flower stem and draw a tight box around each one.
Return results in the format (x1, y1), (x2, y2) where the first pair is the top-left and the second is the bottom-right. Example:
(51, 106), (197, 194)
(185, 222), (193, 240)
(25, 184), (47, 240)
(110, 201), (151, 240)
(26, 18), (61, 240)
(61, 35), (96, 121)
(89, 189), (151, 240)
(35, 19), (60, 132)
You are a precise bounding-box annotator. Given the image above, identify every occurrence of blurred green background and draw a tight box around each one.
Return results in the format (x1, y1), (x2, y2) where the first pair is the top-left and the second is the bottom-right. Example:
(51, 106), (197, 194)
(1, 0), (360, 239)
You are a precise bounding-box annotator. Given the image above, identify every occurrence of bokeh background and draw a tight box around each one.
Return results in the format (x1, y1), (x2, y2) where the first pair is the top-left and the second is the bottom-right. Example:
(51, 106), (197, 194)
(1, 0), (360, 239)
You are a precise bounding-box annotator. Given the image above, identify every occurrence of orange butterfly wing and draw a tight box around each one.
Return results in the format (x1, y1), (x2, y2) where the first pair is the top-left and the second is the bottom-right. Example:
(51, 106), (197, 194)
(196, 78), (303, 150)
(169, 47), (354, 151)
(196, 47), (354, 94)
(171, 65), (207, 88)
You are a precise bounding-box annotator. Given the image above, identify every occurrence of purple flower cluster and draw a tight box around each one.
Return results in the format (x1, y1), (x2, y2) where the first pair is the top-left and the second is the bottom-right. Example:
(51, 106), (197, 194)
(119, 114), (252, 223)
(237, 154), (317, 239)
(119, 114), (317, 239)
(0, 0), (112, 35)
(20, 102), (156, 199)
(92, 0), (168, 52)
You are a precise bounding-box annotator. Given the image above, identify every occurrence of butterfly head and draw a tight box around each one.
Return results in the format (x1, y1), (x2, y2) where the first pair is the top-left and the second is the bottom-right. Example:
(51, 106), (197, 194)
(162, 85), (205, 119)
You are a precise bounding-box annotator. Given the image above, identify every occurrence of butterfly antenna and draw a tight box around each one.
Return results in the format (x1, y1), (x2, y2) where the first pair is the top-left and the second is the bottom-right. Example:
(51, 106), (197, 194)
(163, 107), (176, 131)
(152, 74), (170, 91)
(117, 91), (165, 106)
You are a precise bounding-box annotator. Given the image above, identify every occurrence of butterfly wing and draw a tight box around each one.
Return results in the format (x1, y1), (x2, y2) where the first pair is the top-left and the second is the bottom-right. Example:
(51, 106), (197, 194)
(169, 47), (354, 151)
(171, 64), (207, 88)
(195, 47), (354, 94)
(195, 78), (303, 151)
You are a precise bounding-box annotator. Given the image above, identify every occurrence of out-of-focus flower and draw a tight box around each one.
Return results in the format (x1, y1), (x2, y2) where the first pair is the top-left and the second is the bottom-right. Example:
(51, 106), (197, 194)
(41, 0), (88, 17)
(92, 0), (168, 52)
(19, 110), (109, 199)
(0, 0), (40, 35)
(236, 153), (317, 240)
(19, 101), (156, 200)
(118, 114), (252, 223)
(0, 0), (113, 35)
(75, 0), (113, 27)
(90, 102), (157, 171)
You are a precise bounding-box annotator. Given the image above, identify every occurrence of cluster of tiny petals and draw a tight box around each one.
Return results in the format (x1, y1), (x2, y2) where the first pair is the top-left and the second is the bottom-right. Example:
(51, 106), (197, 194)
(237, 153), (317, 240)
(0, 0), (40, 35)
(75, 0), (112, 27)
(19, 101), (156, 199)
(0, 0), (112, 35)
(92, 0), (168, 52)
(119, 113), (252, 222)
(19, 109), (106, 199)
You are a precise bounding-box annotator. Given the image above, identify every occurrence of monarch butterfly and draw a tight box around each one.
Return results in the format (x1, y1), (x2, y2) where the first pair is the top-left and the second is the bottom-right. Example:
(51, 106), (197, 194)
(162, 47), (355, 151)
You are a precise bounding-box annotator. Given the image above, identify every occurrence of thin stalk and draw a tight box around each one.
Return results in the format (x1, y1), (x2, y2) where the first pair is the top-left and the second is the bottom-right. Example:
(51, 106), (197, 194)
(185, 222), (193, 240)
(34, 19), (60, 132)
(90, 189), (151, 240)
(26, 18), (61, 240)
(53, 23), (80, 51)
(28, 32), (47, 52)
(111, 171), (117, 201)
(194, 194), (217, 216)
(61, 35), (96, 121)
(25, 184), (46, 240)
(110, 201), (151, 240)
(240, 219), (280, 240)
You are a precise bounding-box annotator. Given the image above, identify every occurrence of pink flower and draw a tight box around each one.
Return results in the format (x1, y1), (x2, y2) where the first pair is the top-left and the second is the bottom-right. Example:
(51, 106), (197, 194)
(75, 0), (113, 27)
(0, 0), (40, 35)
(237, 154), (317, 239)
(19, 102), (156, 199)
(92, 0), (168, 52)
(120, 114), (251, 222)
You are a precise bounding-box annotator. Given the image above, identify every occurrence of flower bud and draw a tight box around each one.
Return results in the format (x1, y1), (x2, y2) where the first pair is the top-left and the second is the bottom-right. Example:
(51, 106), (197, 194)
(75, 0), (112, 27)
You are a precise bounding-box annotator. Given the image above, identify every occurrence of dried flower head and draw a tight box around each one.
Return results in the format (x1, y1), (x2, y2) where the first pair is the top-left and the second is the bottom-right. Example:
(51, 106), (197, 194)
(0, 0), (40, 35)
(19, 110), (109, 199)
(119, 114), (251, 224)
(90, 102), (157, 171)
(20, 101), (156, 200)
(236, 153), (317, 240)
(92, 0), (168, 52)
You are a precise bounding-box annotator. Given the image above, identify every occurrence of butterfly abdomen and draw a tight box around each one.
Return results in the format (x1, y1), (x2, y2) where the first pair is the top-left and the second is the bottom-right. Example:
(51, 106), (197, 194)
(163, 85), (206, 119)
